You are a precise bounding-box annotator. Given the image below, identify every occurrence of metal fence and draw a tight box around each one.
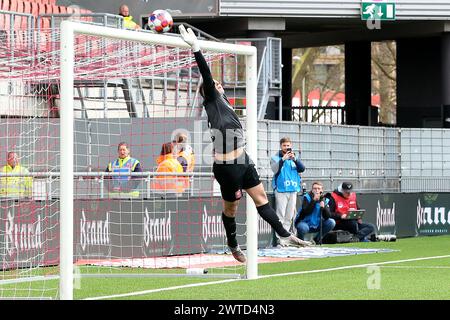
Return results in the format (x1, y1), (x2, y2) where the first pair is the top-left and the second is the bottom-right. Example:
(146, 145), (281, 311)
(258, 121), (450, 193)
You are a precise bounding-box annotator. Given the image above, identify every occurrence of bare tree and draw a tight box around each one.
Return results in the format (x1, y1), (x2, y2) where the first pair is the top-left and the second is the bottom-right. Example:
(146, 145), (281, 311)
(372, 41), (397, 125)
(292, 46), (345, 122)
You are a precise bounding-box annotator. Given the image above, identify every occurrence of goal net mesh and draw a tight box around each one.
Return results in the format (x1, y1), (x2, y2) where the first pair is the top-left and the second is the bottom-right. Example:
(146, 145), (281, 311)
(0, 26), (269, 299)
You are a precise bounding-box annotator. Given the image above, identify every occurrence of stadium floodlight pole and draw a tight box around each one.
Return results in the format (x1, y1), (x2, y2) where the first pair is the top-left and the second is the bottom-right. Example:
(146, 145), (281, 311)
(59, 20), (258, 299)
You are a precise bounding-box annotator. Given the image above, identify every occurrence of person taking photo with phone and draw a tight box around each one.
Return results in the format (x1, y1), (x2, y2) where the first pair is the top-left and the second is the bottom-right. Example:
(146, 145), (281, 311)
(270, 137), (306, 246)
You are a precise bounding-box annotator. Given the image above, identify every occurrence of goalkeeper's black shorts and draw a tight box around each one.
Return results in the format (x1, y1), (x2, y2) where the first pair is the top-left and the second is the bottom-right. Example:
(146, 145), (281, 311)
(212, 151), (261, 202)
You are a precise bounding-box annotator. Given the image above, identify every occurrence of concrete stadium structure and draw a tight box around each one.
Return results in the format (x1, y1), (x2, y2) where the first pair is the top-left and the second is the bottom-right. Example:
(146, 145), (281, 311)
(65, 0), (450, 128)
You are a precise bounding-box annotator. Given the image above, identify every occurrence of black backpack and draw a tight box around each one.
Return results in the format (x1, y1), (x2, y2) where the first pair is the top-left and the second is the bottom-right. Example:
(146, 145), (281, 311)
(322, 230), (359, 244)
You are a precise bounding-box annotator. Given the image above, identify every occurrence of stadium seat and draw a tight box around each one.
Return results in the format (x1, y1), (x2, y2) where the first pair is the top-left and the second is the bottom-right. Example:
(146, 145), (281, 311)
(51, 4), (58, 14)
(37, 2), (49, 28)
(8, 0), (17, 13)
(44, 3), (52, 14)
(1, 0), (11, 12)
(30, 1), (38, 15)
(22, 1), (31, 14)
(14, 0), (24, 30)
(58, 5), (67, 14)
(0, 0), (11, 30)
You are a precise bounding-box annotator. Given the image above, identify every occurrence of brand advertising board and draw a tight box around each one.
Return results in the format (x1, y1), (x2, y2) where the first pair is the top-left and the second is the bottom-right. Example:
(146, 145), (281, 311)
(414, 193), (450, 236)
(0, 197), (273, 269)
(1, 193), (449, 269)
(355, 193), (418, 238)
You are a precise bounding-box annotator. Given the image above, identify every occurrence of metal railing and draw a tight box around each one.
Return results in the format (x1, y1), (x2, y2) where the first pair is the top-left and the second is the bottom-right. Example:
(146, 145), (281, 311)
(0, 10), (35, 59)
(291, 106), (346, 124)
(0, 171), (215, 200)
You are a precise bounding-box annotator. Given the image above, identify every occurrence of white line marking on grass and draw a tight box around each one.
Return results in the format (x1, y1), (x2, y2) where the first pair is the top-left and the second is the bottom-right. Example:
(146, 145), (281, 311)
(380, 266), (450, 269)
(86, 254), (450, 300)
(85, 278), (241, 300)
(257, 254), (450, 279)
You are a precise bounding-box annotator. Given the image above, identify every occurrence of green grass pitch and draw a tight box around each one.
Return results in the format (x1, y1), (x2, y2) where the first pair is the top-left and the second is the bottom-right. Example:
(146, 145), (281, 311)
(1, 235), (449, 300)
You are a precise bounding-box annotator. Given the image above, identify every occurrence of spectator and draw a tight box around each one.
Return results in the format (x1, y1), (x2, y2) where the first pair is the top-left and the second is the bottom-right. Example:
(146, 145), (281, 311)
(294, 181), (335, 244)
(327, 182), (376, 242)
(105, 142), (142, 197)
(0, 152), (32, 198)
(172, 132), (195, 173)
(152, 142), (185, 193)
(119, 4), (140, 30)
(270, 137), (306, 244)
(173, 132), (195, 190)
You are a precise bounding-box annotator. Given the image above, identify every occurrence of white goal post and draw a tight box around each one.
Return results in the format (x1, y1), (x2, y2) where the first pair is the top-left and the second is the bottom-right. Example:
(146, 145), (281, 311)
(59, 20), (258, 300)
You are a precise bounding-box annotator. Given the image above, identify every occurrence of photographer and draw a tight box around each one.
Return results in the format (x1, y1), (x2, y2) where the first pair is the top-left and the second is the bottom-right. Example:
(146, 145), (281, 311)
(327, 182), (375, 242)
(294, 181), (336, 244)
(270, 137), (306, 245)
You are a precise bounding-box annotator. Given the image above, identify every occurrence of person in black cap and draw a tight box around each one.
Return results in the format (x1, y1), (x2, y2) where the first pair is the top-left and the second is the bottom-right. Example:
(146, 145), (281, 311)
(326, 182), (375, 242)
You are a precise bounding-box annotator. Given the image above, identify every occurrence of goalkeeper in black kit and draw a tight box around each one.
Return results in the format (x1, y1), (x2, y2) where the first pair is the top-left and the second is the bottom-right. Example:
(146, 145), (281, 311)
(179, 25), (311, 263)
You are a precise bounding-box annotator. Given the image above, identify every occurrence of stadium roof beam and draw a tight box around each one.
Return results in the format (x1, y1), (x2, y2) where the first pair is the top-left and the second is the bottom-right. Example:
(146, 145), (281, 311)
(282, 21), (449, 48)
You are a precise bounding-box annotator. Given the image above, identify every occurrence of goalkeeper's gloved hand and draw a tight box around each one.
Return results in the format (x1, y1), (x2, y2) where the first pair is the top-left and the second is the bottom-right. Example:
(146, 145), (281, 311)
(179, 24), (200, 52)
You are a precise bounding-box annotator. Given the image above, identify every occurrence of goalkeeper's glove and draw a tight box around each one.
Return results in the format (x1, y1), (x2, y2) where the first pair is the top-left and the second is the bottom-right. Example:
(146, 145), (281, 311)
(179, 24), (200, 52)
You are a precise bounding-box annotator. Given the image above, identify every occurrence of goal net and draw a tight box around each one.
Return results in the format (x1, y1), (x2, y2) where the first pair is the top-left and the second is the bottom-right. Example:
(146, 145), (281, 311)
(0, 21), (260, 300)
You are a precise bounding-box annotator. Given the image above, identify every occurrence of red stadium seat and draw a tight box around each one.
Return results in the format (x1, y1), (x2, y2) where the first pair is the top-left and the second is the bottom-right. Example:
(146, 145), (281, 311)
(50, 4), (58, 14)
(37, 2), (49, 29)
(44, 3), (52, 14)
(1, 0), (11, 11)
(0, 0), (11, 30)
(58, 5), (67, 14)
(9, 0), (17, 12)
(30, 1), (38, 16)
(11, 0), (23, 30)
(22, 0), (31, 14)
(15, 0), (23, 12)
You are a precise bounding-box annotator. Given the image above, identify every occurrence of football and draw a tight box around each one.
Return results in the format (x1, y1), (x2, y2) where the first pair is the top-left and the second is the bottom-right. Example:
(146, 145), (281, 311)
(148, 9), (174, 33)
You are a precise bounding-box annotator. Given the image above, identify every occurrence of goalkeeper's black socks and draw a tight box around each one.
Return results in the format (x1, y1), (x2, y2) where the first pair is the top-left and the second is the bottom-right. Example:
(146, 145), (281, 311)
(257, 202), (291, 237)
(222, 212), (238, 248)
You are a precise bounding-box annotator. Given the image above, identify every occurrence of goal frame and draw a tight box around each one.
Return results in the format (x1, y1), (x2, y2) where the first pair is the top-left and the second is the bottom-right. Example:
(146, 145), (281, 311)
(59, 20), (258, 300)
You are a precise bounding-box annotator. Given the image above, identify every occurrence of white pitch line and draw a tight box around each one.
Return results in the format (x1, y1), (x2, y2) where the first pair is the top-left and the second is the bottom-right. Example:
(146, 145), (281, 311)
(86, 254), (450, 300)
(85, 278), (241, 300)
(379, 266), (450, 269)
(257, 254), (450, 279)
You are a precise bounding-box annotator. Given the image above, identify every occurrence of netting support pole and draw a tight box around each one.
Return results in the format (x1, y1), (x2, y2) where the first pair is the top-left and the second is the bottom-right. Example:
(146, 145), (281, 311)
(245, 50), (258, 280)
(60, 21), (75, 300)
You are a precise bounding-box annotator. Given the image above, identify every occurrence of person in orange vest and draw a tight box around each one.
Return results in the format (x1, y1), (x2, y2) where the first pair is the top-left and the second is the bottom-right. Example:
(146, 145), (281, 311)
(152, 142), (185, 193)
(172, 132), (195, 189)
(327, 182), (375, 242)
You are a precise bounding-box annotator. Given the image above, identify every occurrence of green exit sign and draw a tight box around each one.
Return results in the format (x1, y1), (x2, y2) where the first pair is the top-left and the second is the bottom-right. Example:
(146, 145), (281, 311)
(361, 2), (396, 20)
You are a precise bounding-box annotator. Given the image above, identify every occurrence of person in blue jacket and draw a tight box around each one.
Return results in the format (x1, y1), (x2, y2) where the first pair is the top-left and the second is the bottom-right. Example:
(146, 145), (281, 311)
(294, 181), (336, 244)
(271, 137), (306, 245)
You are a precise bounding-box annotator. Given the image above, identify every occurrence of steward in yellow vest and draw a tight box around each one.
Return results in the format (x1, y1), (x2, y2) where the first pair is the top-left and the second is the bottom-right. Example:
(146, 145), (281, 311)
(0, 152), (32, 198)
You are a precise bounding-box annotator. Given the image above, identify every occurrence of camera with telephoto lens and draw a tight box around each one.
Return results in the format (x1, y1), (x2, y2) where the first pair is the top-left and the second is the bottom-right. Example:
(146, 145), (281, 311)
(371, 234), (397, 242)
